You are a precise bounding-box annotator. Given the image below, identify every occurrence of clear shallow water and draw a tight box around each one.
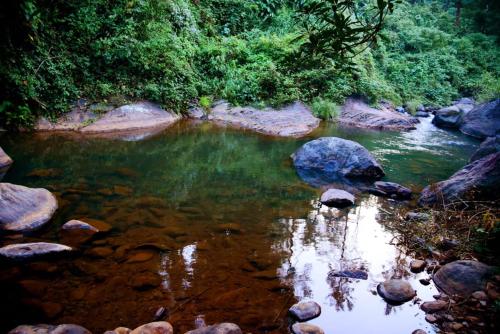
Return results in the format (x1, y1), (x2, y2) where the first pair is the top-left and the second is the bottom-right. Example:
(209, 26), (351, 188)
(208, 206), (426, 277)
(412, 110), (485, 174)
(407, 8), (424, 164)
(0, 118), (478, 333)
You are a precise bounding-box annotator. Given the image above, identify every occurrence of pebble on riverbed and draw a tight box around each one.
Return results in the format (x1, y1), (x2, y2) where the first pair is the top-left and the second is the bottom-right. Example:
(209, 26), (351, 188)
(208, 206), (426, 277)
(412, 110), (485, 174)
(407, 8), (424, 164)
(291, 322), (325, 334)
(410, 259), (427, 273)
(289, 300), (322, 321)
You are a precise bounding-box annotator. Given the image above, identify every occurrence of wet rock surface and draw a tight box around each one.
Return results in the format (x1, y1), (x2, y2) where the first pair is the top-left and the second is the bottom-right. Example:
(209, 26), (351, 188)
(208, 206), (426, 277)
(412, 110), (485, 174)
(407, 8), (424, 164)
(460, 99), (500, 139)
(410, 260), (427, 273)
(8, 324), (91, 334)
(0, 242), (72, 260)
(377, 279), (416, 304)
(339, 98), (418, 131)
(0, 183), (58, 232)
(184, 323), (242, 334)
(470, 135), (499, 162)
(291, 323), (325, 334)
(288, 301), (321, 321)
(292, 137), (384, 186)
(404, 212), (430, 222)
(433, 260), (493, 297)
(319, 189), (355, 208)
(208, 101), (320, 137)
(418, 152), (500, 206)
(432, 98), (475, 129)
(371, 181), (412, 199)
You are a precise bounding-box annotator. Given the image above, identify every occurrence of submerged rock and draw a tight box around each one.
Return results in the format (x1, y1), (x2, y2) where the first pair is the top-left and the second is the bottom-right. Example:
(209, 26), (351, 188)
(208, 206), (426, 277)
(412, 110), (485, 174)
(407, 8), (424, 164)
(418, 152), (500, 206)
(470, 136), (499, 162)
(328, 269), (368, 280)
(404, 211), (431, 222)
(377, 279), (416, 304)
(208, 101), (320, 137)
(292, 137), (384, 186)
(433, 260), (493, 297)
(289, 300), (321, 321)
(0, 242), (72, 260)
(291, 323), (324, 334)
(130, 322), (173, 334)
(8, 324), (91, 334)
(320, 189), (355, 208)
(460, 99), (500, 139)
(185, 323), (242, 334)
(371, 181), (412, 200)
(339, 98), (418, 131)
(0, 183), (58, 232)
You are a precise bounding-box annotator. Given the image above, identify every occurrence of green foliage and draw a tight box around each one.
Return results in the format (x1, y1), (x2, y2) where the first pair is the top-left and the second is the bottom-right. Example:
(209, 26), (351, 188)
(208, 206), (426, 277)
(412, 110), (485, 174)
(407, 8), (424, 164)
(311, 98), (340, 120)
(0, 0), (499, 127)
(199, 95), (213, 113)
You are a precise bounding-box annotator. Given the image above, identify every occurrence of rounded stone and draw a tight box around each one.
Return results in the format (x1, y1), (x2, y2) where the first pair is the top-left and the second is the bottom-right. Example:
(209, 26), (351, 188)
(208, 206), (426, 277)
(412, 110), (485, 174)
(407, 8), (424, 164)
(320, 189), (355, 208)
(420, 300), (448, 313)
(377, 279), (416, 304)
(289, 300), (321, 321)
(184, 323), (242, 334)
(410, 260), (427, 273)
(0, 183), (58, 232)
(0, 242), (72, 260)
(130, 322), (173, 334)
(291, 323), (325, 334)
(433, 260), (493, 297)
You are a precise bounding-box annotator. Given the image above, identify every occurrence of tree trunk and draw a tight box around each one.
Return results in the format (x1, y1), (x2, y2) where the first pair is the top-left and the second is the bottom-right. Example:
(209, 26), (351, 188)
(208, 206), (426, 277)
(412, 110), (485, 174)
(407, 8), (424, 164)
(455, 0), (462, 26)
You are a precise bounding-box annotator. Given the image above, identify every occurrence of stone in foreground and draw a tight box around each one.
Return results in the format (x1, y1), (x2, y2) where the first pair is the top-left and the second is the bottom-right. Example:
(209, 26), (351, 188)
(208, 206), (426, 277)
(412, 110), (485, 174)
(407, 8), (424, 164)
(292, 137), (384, 186)
(0, 183), (58, 232)
(0, 242), (72, 260)
(9, 324), (91, 334)
(320, 189), (355, 208)
(208, 101), (320, 137)
(372, 181), (412, 200)
(80, 102), (180, 134)
(433, 260), (493, 297)
(460, 99), (500, 139)
(418, 152), (500, 206)
(289, 300), (321, 321)
(420, 300), (448, 313)
(291, 323), (325, 334)
(377, 279), (416, 304)
(185, 323), (242, 334)
(130, 321), (173, 334)
(0, 146), (13, 169)
(339, 98), (418, 131)
(410, 260), (427, 273)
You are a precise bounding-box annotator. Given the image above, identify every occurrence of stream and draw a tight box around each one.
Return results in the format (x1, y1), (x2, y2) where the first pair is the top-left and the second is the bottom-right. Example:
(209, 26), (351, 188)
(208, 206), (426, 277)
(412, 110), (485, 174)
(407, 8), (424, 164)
(0, 117), (479, 333)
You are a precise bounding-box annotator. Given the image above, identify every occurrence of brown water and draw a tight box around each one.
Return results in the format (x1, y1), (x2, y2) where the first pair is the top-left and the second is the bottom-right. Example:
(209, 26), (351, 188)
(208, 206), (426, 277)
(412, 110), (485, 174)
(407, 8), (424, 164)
(0, 119), (479, 333)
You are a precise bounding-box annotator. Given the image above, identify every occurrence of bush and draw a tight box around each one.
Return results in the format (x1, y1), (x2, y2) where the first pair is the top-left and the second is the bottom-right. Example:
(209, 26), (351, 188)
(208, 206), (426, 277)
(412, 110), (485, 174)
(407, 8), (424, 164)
(311, 98), (339, 121)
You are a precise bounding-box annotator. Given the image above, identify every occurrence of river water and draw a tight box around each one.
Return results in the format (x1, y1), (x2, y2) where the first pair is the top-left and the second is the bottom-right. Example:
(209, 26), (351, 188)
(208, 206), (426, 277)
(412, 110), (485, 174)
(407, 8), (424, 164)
(0, 117), (479, 333)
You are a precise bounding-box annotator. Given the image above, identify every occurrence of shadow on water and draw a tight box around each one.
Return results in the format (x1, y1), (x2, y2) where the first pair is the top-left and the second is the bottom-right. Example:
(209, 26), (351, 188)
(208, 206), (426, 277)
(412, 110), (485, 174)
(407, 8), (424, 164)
(0, 119), (478, 333)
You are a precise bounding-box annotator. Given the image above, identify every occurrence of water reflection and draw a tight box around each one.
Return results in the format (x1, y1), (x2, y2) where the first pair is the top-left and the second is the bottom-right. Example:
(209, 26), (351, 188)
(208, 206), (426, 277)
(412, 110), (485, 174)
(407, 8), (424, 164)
(278, 196), (438, 334)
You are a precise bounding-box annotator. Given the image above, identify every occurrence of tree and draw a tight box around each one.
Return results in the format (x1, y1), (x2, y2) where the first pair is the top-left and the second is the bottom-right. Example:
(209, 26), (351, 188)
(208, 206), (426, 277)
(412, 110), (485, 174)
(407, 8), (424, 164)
(295, 0), (398, 66)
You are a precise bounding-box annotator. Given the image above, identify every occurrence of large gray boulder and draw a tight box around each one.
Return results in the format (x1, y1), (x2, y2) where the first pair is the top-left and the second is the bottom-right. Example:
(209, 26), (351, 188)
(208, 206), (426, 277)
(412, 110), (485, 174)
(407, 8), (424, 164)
(432, 99), (475, 129)
(292, 137), (384, 186)
(460, 99), (500, 139)
(80, 102), (180, 134)
(0, 183), (58, 232)
(418, 152), (500, 206)
(470, 136), (499, 162)
(433, 260), (493, 297)
(0, 242), (72, 260)
(208, 101), (320, 137)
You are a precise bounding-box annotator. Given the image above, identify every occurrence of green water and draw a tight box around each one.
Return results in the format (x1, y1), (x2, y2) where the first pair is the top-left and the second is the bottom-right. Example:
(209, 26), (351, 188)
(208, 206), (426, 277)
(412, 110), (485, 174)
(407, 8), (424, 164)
(0, 118), (479, 333)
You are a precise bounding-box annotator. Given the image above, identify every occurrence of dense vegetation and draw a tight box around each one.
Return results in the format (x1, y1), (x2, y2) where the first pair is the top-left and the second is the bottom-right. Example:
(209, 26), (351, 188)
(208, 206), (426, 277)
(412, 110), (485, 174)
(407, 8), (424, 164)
(0, 0), (499, 126)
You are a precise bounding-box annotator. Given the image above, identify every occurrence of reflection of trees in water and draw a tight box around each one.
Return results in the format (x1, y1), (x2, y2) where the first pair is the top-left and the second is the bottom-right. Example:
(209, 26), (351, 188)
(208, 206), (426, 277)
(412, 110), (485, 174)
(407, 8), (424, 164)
(277, 195), (416, 315)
